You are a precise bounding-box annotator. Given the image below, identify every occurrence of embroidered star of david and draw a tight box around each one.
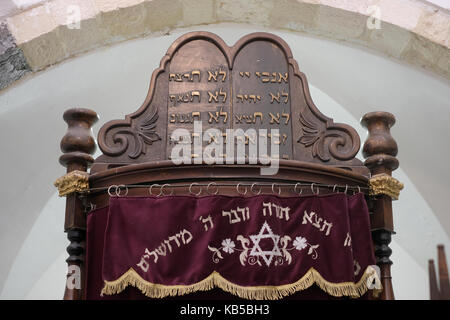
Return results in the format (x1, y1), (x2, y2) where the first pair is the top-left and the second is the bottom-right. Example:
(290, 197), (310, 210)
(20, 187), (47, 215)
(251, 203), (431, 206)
(249, 221), (282, 266)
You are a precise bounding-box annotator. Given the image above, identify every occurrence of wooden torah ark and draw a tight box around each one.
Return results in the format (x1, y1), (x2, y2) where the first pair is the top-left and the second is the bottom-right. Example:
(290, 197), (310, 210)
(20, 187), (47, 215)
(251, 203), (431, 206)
(56, 32), (401, 300)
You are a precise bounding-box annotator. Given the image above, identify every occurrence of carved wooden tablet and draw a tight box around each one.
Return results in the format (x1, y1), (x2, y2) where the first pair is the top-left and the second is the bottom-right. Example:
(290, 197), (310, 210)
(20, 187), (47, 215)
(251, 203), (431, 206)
(93, 32), (364, 174)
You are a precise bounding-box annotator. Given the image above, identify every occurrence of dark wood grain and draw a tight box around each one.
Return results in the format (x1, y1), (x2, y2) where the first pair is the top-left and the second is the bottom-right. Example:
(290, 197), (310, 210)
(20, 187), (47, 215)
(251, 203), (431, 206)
(361, 111), (398, 300)
(429, 245), (450, 300)
(429, 259), (440, 300)
(59, 108), (98, 300)
(438, 245), (450, 299)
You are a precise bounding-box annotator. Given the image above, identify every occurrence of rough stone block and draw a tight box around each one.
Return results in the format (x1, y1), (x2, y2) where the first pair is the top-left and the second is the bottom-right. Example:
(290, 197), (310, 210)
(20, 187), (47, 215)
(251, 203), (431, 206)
(143, 0), (183, 32)
(100, 2), (149, 41)
(367, 21), (413, 59)
(414, 8), (450, 48)
(6, 5), (56, 44)
(376, 0), (423, 31)
(269, 0), (318, 32)
(216, 0), (274, 26)
(18, 30), (66, 71)
(313, 4), (366, 41)
(0, 22), (30, 90)
(401, 34), (448, 77)
(57, 16), (109, 57)
(181, 0), (216, 26)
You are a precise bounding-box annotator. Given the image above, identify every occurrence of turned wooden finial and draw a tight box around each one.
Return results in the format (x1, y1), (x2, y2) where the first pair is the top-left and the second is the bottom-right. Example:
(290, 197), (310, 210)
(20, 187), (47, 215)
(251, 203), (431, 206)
(57, 108), (98, 300)
(360, 111), (401, 300)
(59, 108), (98, 172)
(361, 111), (399, 175)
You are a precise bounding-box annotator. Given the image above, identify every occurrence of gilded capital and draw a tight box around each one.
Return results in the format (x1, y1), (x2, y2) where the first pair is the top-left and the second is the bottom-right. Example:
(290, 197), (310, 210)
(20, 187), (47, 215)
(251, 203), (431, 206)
(54, 170), (90, 197)
(369, 173), (404, 200)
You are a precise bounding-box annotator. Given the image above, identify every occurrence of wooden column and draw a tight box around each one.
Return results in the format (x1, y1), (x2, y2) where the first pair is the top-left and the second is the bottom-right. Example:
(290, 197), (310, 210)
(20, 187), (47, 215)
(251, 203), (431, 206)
(438, 245), (450, 299)
(361, 111), (403, 300)
(429, 259), (440, 300)
(55, 108), (98, 300)
(428, 245), (450, 300)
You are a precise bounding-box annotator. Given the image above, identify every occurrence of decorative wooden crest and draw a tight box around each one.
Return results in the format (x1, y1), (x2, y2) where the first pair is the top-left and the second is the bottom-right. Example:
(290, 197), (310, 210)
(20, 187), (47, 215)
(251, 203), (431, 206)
(93, 32), (364, 173)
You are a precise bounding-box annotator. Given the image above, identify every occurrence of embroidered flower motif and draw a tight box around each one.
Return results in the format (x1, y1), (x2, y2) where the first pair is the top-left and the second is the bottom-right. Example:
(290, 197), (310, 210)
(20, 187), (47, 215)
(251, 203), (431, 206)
(293, 236), (308, 251)
(222, 238), (236, 254)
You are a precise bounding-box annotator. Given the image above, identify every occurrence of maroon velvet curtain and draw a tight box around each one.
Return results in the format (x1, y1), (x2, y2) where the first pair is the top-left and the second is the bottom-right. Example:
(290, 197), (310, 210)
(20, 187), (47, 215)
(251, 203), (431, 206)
(85, 193), (377, 300)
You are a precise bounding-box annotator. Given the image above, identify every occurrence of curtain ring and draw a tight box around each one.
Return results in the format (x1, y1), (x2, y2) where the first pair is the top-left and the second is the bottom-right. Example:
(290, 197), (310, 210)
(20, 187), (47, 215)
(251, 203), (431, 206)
(311, 183), (319, 195)
(250, 183), (262, 195)
(294, 183), (303, 195)
(189, 183), (202, 196)
(206, 182), (219, 195)
(161, 184), (173, 196)
(344, 184), (348, 194)
(272, 183), (281, 195)
(357, 186), (361, 194)
(333, 184), (339, 193)
(108, 185), (117, 197)
(236, 183), (247, 195)
(116, 185), (128, 197)
(149, 184), (161, 196)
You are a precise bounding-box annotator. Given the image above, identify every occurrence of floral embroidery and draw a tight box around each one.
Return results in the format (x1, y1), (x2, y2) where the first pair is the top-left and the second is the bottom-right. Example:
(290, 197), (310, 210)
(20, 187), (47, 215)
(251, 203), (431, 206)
(222, 238), (236, 254)
(208, 221), (320, 266)
(293, 236), (307, 250)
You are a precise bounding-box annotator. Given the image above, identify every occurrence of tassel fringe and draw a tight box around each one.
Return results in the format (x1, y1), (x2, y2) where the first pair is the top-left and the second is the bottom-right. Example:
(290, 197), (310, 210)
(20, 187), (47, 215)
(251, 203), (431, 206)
(101, 266), (382, 300)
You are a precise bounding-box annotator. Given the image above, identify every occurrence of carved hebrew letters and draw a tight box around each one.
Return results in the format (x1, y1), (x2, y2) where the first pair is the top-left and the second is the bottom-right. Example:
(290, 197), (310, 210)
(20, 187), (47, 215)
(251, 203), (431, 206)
(94, 32), (363, 171)
(232, 40), (293, 160)
(166, 39), (232, 157)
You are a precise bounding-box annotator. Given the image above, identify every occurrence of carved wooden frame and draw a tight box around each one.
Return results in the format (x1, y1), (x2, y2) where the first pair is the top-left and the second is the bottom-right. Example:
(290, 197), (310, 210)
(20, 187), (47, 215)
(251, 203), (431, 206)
(93, 32), (364, 173)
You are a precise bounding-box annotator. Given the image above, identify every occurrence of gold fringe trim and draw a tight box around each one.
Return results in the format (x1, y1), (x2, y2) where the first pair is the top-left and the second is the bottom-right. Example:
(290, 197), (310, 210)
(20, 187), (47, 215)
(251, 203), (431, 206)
(101, 266), (382, 300)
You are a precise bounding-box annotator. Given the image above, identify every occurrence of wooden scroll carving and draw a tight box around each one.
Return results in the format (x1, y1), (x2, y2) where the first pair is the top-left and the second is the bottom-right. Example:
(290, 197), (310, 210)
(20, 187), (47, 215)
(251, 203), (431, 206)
(92, 32), (365, 174)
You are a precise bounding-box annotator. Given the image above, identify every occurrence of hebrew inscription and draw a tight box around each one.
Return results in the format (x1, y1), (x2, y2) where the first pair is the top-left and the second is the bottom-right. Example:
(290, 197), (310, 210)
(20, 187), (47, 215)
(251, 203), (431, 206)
(94, 32), (363, 172)
(166, 39), (293, 161)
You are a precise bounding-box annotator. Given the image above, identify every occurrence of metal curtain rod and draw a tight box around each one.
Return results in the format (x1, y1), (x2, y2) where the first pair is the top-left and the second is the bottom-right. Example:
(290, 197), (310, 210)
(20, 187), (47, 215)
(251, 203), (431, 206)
(88, 182), (368, 197)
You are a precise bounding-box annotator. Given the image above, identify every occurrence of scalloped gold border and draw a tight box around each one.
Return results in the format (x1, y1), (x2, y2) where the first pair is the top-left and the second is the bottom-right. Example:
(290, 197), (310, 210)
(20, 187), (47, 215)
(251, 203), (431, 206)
(54, 170), (89, 197)
(101, 266), (381, 300)
(369, 173), (404, 200)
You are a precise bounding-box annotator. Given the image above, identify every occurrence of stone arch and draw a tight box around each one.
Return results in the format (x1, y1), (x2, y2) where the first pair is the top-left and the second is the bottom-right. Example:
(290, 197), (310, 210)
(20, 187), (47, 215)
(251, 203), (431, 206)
(1, 0), (449, 91)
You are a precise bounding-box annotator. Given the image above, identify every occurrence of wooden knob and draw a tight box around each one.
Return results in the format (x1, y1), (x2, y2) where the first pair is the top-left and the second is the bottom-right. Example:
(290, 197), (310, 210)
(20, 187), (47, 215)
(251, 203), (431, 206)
(59, 108), (98, 171)
(361, 111), (399, 174)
